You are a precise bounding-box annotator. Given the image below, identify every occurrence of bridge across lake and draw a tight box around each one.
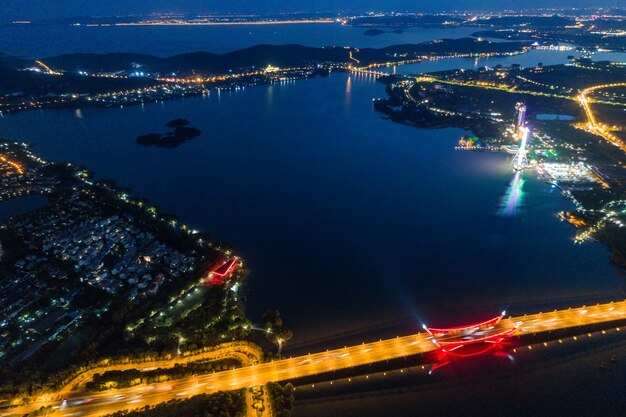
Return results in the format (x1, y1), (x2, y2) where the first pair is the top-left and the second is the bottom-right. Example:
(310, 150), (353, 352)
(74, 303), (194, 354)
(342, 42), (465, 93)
(10, 299), (626, 417)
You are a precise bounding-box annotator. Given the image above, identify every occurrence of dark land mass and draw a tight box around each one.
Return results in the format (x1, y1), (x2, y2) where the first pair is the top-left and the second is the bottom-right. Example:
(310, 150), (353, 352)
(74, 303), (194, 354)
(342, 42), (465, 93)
(591, 18), (626, 31)
(137, 121), (201, 148)
(350, 39), (528, 66)
(21, 12), (338, 27)
(37, 45), (347, 75)
(0, 67), (159, 96)
(166, 118), (190, 128)
(463, 14), (626, 51)
(136, 133), (163, 145)
(469, 15), (575, 28)
(174, 126), (201, 139)
(0, 52), (30, 70)
(22, 39), (528, 75)
(349, 15), (462, 28)
(473, 29), (626, 52)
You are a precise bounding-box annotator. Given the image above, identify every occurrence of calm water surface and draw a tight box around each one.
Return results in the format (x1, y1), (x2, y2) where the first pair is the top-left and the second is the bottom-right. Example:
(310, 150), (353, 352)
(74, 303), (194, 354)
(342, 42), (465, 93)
(0, 72), (621, 340)
(591, 51), (626, 63)
(0, 23), (479, 57)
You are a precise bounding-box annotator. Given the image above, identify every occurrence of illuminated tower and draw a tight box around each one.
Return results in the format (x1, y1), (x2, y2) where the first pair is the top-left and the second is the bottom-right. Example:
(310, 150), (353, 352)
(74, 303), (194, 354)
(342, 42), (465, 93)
(514, 102), (526, 138)
(513, 127), (529, 171)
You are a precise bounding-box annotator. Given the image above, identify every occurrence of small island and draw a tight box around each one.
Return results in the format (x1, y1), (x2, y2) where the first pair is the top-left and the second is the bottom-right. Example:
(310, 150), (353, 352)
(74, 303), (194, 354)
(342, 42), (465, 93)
(137, 118), (201, 148)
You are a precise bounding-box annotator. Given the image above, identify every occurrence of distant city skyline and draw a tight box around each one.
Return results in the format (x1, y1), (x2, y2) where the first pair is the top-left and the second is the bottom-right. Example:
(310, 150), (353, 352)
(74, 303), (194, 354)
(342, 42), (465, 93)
(1, 0), (625, 23)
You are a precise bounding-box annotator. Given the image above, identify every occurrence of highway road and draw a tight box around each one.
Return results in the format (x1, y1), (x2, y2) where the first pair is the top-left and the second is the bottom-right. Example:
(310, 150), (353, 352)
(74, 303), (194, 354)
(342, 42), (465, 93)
(6, 299), (626, 417)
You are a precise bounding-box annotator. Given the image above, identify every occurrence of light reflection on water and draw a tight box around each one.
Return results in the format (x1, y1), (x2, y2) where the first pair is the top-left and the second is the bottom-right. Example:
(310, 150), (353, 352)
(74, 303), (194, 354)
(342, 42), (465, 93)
(499, 170), (525, 217)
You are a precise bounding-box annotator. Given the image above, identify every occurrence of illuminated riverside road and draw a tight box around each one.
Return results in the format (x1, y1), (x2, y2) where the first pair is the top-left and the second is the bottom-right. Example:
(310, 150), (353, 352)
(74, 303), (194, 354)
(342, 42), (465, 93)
(55, 342), (262, 398)
(7, 299), (626, 417)
(398, 76), (626, 110)
(577, 83), (626, 152)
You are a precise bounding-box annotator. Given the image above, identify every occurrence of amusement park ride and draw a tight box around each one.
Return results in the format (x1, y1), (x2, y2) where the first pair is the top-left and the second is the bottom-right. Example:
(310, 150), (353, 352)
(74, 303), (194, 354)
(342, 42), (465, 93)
(513, 102), (529, 171)
(513, 127), (530, 171)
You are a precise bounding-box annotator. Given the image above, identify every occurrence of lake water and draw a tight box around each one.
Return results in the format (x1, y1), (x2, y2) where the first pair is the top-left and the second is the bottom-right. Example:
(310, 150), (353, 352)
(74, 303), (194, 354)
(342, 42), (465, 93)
(0, 23), (479, 57)
(0, 72), (622, 341)
(591, 51), (626, 63)
(536, 113), (575, 121)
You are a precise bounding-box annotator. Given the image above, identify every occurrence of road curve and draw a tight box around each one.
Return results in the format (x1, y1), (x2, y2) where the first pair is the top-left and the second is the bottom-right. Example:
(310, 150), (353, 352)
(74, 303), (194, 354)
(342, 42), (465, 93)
(52, 342), (262, 398)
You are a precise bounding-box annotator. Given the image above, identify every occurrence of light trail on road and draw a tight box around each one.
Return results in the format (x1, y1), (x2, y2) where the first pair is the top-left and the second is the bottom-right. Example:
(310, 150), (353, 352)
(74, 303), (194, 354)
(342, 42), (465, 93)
(349, 48), (361, 65)
(35, 60), (62, 76)
(0, 154), (25, 175)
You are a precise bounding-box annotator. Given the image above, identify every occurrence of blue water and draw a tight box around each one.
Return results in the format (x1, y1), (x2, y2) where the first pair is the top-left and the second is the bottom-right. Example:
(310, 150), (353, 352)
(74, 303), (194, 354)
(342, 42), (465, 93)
(379, 49), (581, 75)
(591, 51), (626, 63)
(536, 113), (575, 121)
(0, 72), (621, 340)
(0, 23), (479, 57)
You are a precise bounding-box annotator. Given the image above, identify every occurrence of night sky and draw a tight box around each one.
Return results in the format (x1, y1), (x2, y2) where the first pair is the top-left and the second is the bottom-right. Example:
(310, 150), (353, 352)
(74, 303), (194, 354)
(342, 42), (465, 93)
(0, 0), (624, 23)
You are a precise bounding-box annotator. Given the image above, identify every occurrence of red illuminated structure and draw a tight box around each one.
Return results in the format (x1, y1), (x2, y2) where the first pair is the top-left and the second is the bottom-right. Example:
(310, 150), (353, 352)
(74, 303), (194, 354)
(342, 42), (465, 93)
(423, 311), (517, 356)
(423, 312), (518, 373)
(206, 258), (238, 285)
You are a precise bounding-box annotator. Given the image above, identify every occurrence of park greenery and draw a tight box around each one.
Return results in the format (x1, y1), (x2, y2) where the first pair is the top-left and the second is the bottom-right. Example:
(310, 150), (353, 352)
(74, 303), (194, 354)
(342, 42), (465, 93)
(137, 118), (201, 147)
(262, 310), (293, 347)
(266, 382), (296, 417)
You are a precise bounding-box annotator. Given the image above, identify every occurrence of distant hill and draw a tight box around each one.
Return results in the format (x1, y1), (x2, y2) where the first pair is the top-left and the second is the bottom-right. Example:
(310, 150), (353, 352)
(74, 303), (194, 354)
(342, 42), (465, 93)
(42, 45), (351, 75)
(355, 38), (528, 63)
(0, 67), (160, 96)
(42, 52), (162, 73)
(0, 53), (31, 70)
(37, 39), (529, 76)
(592, 19), (626, 31)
